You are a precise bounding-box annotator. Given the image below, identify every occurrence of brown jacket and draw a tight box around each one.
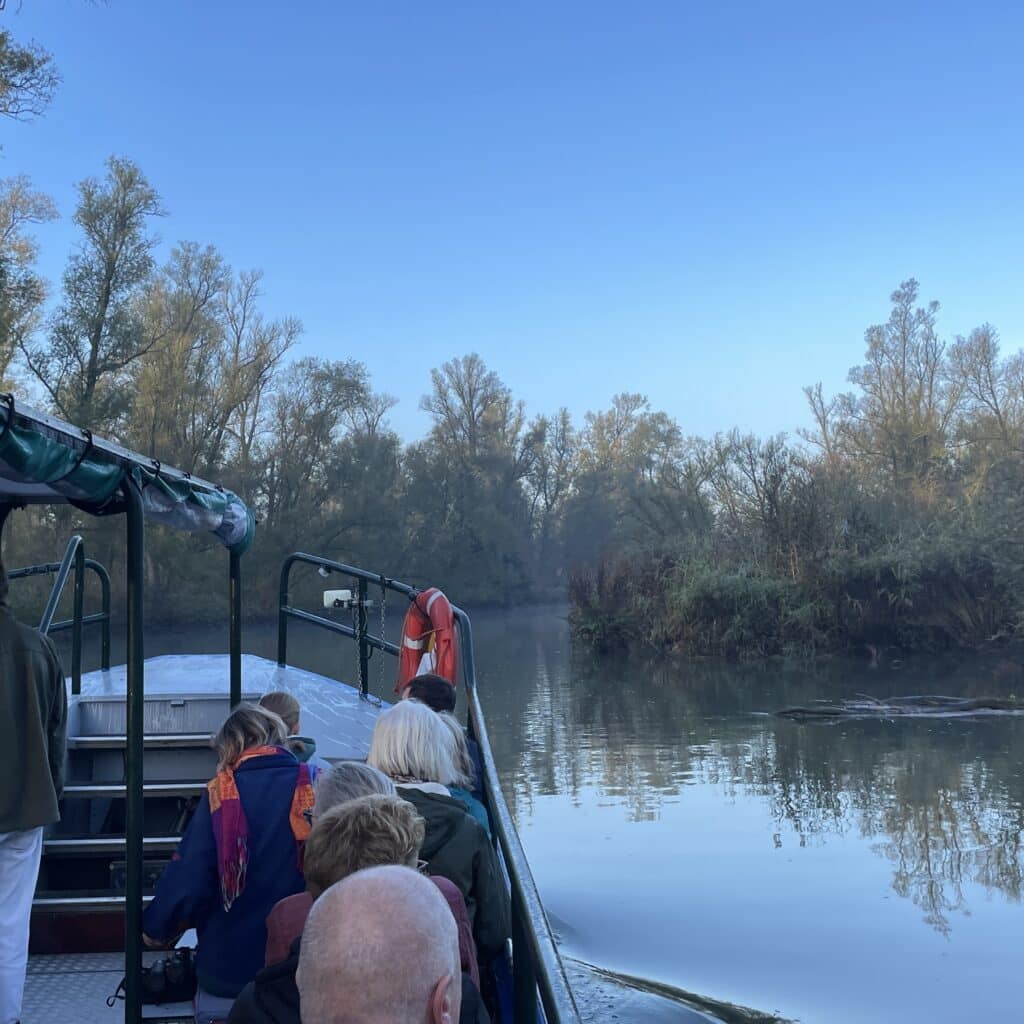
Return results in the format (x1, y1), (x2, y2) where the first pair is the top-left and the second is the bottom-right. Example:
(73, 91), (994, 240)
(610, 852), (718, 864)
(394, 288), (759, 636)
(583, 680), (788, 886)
(0, 604), (67, 832)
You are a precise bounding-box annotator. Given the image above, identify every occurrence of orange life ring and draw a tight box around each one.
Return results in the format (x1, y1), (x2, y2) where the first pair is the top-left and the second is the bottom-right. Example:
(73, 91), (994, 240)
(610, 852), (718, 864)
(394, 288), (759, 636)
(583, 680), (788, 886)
(395, 587), (459, 693)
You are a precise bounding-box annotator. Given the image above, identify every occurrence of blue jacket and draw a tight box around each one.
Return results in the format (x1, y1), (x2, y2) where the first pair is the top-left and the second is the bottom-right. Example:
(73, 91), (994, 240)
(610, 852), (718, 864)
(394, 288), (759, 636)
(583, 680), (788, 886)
(448, 786), (491, 837)
(287, 735), (331, 782)
(143, 751), (307, 998)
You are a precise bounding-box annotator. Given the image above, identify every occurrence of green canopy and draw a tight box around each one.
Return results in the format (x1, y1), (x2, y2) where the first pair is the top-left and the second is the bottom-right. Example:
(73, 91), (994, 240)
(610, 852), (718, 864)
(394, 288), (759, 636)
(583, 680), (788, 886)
(0, 396), (255, 554)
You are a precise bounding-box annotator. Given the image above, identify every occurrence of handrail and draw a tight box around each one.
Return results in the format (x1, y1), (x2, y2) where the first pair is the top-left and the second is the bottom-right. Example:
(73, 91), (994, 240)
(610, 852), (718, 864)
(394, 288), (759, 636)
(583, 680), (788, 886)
(50, 558), (112, 673)
(278, 552), (415, 694)
(37, 536), (83, 637)
(457, 609), (582, 1024)
(7, 536), (113, 692)
(277, 551), (582, 1023)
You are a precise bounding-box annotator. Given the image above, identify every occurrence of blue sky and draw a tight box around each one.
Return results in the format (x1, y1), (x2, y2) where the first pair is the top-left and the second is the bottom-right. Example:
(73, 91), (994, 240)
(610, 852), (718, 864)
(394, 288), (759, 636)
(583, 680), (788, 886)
(4, 1), (1023, 441)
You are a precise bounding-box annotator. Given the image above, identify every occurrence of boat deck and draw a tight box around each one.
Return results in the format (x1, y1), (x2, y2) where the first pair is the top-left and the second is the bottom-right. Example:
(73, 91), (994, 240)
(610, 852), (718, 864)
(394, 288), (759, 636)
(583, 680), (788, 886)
(24, 950), (193, 1023)
(74, 652), (386, 761)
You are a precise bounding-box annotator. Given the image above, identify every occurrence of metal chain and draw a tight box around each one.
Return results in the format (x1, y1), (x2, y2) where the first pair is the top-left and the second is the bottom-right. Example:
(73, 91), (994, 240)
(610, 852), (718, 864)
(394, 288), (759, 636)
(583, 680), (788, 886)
(353, 600), (364, 695)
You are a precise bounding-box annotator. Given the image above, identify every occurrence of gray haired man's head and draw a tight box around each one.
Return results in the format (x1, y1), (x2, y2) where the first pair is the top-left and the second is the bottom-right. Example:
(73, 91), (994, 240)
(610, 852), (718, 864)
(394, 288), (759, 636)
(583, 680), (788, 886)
(313, 760), (395, 817)
(297, 864), (461, 1024)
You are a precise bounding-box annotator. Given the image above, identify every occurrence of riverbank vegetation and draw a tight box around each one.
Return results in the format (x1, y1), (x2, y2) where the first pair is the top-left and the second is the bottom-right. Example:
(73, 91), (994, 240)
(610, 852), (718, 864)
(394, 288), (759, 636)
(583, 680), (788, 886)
(3, 27), (1024, 655)
(569, 281), (1024, 657)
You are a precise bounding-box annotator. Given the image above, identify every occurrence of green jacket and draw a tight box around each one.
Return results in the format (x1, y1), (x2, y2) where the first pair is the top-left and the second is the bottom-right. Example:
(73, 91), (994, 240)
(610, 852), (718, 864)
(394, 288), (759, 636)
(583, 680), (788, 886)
(0, 604), (68, 833)
(397, 786), (510, 961)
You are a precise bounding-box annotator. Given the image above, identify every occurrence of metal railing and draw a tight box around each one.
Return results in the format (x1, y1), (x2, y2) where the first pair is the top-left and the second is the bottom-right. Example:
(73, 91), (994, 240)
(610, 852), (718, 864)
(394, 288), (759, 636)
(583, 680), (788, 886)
(8, 534), (112, 693)
(277, 552), (582, 1024)
(278, 552), (406, 693)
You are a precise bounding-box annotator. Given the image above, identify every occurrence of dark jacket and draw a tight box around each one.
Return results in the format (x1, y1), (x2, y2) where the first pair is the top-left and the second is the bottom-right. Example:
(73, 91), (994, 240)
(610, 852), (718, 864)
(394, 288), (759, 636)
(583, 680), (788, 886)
(397, 787), (509, 961)
(227, 943), (301, 1024)
(465, 734), (484, 801)
(143, 751), (307, 999)
(0, 605), (67, 833)
(228, 940), (489, 1024)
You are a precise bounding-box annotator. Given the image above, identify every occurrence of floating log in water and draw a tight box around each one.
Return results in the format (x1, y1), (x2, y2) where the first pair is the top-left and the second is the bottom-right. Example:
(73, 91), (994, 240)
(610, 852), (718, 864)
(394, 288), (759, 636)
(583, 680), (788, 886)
(777, 694), (1023, 721)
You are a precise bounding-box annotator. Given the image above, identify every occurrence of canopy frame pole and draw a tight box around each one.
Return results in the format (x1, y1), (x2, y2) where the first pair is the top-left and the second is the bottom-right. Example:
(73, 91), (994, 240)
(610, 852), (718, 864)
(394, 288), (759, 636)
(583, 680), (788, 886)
(229, 549), (242, 707)
(277, 561), (289, 666)
(123, 482), (145, 1024)
(357, 577), (369, 696)
(70, 541), (84, 695)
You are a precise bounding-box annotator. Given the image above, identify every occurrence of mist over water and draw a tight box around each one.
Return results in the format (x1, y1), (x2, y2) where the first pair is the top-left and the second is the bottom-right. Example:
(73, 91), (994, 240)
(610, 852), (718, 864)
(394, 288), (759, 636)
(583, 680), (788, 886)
(64, 606), (1024, 1023)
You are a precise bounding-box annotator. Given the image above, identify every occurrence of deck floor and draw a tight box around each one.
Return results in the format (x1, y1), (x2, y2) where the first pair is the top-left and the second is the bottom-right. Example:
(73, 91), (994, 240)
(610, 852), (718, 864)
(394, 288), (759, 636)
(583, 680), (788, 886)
(24, 952), (193, 1023)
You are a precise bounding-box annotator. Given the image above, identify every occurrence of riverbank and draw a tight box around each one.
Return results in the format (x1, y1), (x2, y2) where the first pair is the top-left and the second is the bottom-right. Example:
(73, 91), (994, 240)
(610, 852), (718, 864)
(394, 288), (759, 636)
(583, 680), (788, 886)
(568, 533), (1022, 660)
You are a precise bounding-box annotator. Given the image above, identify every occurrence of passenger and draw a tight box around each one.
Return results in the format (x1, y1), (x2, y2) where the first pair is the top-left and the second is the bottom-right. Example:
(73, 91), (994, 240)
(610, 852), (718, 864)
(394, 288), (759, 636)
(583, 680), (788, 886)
(399, 671), (457, 709)
(368, 701), (509, 963)
(401, 673), (484, 799)
(311, 759), (395, 817)
(0, 558), (67, 1024)
(228, 797), (485, 1024)
(436, 711), (490, 837)
(264, 761), (397, 966)
(266, 782), (478, 974)
(143, 704), (314, 1024)
(296, 865), (462, 1024)
(258, 692), (331, 781)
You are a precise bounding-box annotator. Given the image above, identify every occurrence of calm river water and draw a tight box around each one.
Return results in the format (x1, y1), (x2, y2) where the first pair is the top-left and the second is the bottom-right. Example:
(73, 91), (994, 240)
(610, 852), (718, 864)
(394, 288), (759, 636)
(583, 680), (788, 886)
(73, 605), (1024, 1023)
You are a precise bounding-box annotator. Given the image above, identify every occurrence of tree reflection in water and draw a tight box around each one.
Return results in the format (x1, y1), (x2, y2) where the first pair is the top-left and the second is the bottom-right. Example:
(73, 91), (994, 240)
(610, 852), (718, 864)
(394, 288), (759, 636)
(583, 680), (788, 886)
(477, 610), (1024, 937)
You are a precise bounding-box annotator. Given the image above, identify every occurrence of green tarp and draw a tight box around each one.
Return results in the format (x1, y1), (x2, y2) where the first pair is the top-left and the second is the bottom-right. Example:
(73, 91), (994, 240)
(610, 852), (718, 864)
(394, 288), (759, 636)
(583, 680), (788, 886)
(0, 399), (254, 554)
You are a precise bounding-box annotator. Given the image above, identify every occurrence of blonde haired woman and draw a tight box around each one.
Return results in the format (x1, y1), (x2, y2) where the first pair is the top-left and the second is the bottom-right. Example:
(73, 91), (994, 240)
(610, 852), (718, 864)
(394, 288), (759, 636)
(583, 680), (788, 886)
(143, 704), (315, 1024)
(367, 700), (509, 964)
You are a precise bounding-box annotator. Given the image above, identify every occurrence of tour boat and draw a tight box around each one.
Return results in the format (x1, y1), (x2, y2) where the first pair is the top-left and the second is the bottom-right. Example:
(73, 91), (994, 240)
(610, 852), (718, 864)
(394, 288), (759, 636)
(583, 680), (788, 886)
(0, 396), (579, 1024)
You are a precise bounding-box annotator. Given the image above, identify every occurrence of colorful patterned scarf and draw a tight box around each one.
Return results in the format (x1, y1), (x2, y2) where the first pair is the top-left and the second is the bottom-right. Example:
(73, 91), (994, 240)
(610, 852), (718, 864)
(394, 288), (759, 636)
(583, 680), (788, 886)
(207, 745), (315, 912)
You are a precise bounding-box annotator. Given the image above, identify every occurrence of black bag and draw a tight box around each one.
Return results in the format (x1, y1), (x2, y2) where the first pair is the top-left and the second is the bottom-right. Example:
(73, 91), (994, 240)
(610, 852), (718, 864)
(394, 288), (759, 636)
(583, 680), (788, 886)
(108, 947), (198, 1006)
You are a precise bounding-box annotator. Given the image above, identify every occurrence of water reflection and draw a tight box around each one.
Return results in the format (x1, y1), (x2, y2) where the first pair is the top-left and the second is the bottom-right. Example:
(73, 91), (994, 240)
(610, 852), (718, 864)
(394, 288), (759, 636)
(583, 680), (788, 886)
(474, 609), (1024, 942)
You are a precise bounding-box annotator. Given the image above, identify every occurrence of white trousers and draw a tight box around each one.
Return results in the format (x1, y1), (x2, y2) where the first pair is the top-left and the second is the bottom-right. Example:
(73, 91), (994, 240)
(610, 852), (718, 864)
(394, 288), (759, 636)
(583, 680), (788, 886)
(0, 827), (43, 1024)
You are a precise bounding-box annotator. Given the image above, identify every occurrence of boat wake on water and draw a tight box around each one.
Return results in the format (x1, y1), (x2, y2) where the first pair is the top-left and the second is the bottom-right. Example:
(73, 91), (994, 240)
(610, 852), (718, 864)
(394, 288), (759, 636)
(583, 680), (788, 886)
(563, 958), (795, 1024)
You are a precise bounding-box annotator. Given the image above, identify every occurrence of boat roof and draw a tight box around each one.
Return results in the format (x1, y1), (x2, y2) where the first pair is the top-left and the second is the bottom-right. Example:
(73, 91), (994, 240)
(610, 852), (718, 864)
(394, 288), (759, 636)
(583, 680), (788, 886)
(0, 397), (254, 553)
(74, 653), (386, 760)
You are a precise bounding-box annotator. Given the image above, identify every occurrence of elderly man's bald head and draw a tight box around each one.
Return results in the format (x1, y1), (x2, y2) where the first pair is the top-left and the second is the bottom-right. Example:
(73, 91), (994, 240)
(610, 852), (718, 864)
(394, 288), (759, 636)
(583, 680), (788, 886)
(297, 864), (461, 1024)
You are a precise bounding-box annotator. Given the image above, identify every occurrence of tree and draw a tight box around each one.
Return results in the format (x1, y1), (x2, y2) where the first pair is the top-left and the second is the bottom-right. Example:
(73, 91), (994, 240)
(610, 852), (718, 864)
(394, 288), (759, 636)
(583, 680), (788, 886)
(21, 157), (164, 429)
(712, 431), (800, 567)
(412, 354), (540, 601)
(421, 354), (518, 463)
(524, 407), (577, 580)
(807, 280), (962, 493)
(331, 396), (405, 567)
(0, 175), (57, 387)
(0, 29), (59, 122)
(259, 356), (369, 548)
(948, 325), (1024, 460)
(130, 252), (299, 478)
(564, 393), (705, 565)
